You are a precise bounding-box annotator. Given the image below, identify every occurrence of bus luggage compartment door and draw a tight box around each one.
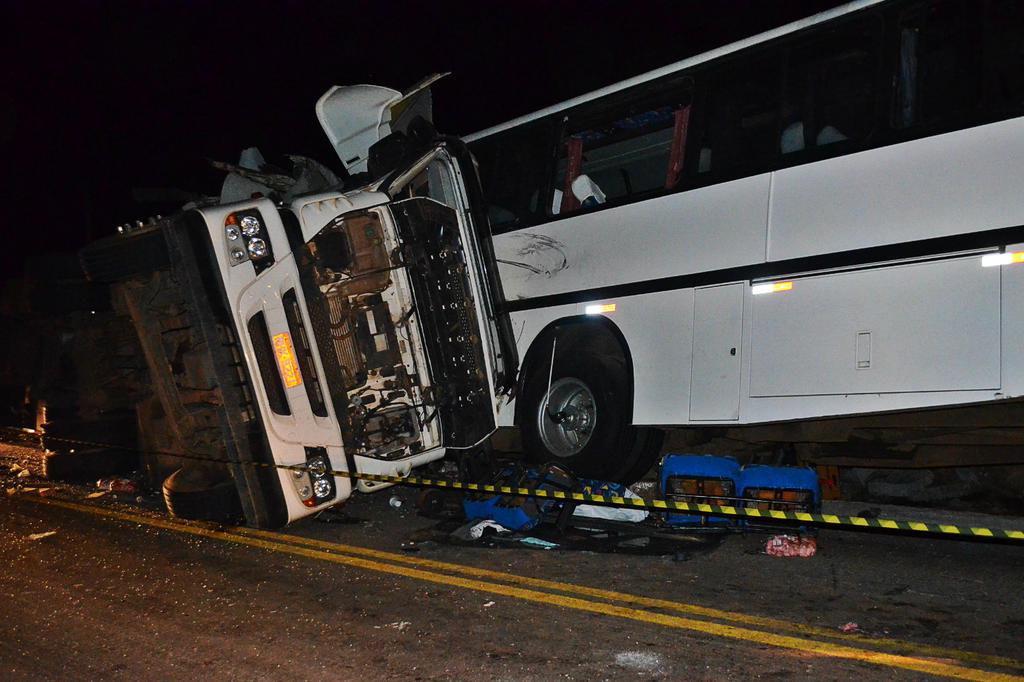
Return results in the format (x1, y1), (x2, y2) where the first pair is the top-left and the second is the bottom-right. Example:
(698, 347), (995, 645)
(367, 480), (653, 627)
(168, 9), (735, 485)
(749, 256), (1000, 397)
(689, 283), (744, 421)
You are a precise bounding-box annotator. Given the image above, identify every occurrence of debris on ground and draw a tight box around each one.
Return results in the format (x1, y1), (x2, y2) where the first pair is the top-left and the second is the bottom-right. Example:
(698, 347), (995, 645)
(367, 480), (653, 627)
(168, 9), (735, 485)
(573, 484), (648, 522)
(467, 520), (511, 540)
(84, 491), (109, 499)
(764, 534), (817, 558)
(840, 622), (861, 634)
(483, 601), (495, 608)
(95, 478), (137, 494)
(374, 621), (411, 631)
(518, 536), (558, 550)
(27, 531), (57, 541)
(614, 651), (665, 672)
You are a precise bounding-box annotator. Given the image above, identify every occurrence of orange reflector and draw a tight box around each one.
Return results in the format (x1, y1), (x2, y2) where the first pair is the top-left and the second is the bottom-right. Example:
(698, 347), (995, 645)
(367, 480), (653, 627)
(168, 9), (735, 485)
(751, 281), (793, 295)
(585, 303), (616, 315)
(272, 332), (302, 388)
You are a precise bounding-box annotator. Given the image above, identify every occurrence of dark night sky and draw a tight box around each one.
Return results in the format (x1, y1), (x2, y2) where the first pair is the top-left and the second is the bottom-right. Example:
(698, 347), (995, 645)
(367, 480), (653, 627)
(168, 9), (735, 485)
(4, 0), (845, 278)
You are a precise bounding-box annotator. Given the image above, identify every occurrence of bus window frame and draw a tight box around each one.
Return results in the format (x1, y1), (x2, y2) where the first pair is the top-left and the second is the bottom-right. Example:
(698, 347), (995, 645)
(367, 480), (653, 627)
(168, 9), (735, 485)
(477, 0), (1024, 237)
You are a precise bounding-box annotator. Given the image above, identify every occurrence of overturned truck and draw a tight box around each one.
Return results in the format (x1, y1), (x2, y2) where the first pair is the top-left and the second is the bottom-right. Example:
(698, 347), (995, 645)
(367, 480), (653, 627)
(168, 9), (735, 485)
(78, 79), (518, 527)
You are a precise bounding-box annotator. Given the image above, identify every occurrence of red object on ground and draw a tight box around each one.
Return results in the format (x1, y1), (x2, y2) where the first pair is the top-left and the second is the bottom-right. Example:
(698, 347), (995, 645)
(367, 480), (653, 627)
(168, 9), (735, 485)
(764, 534), (817, 558)
(96, 478), (138, 494)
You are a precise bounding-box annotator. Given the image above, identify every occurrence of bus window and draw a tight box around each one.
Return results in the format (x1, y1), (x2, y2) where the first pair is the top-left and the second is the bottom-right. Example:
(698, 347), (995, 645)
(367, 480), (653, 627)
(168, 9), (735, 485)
(987, 0), (1024, 113)
(551, 83), (692, 216)
(894, 0), (982, 130)
(781, 18), (880, 154)
(471, 121), (554, 231)
(695, 58), (782, 176)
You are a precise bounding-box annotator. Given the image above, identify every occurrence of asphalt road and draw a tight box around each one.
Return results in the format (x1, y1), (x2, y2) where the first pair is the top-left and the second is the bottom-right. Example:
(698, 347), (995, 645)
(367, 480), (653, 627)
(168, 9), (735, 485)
(2, 442), (1023, 681)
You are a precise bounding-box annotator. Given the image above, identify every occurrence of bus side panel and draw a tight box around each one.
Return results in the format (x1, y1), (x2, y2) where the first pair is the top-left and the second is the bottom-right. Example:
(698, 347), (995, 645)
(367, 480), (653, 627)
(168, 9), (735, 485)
(768, 117), (1024, 261)
(1000, 241), (1024, 400)
(749, 256), (1000, 398)
(493, 173), (770, 301)
(574, 290), (696, 426)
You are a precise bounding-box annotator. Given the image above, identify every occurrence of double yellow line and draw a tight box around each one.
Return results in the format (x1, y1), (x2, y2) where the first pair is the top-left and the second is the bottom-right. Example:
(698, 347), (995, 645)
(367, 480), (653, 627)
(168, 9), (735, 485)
(20, 495), (1023, 681)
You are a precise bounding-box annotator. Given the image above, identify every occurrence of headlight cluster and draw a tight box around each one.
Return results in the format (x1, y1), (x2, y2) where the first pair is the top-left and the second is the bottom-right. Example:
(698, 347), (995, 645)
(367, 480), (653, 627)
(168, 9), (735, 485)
(291, 447), (336, 508)
(225, 209), (274, 272)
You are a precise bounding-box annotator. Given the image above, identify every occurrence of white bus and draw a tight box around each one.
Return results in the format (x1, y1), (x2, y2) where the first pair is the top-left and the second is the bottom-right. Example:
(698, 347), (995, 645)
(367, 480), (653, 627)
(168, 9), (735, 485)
(465, 0), (1024, 482)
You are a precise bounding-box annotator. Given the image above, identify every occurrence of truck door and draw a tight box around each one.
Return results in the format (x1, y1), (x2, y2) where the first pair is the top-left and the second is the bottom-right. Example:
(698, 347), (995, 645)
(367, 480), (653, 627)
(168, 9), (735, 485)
(384, 142), (519, 447)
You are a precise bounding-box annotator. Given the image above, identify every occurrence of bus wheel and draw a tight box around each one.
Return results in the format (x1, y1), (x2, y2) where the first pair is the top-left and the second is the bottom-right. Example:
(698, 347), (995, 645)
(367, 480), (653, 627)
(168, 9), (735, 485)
(520, 351), (662, 483)
(162, 467), (243, 524)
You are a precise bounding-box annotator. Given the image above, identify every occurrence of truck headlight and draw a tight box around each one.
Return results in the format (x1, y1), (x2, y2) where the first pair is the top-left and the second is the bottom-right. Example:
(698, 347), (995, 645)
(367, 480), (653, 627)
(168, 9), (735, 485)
(299, 447), (336, 507)
(225, 209), (274, 271)
(247, 237), (268, 259)
(240, 214), (261, 236)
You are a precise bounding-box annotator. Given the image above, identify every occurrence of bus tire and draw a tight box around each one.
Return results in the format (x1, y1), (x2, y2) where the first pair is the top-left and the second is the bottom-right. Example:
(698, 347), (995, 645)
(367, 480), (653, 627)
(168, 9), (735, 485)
(162, 467), (243, 524)
(520, 351), (661, 482)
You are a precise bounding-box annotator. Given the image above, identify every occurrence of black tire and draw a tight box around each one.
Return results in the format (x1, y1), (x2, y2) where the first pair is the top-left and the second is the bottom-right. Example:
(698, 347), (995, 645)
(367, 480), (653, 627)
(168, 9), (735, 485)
(79, 227), (170, 283)
(162, 467), (243, 523)
(42, 447), (137, 481)
(520, 350), (662, 482)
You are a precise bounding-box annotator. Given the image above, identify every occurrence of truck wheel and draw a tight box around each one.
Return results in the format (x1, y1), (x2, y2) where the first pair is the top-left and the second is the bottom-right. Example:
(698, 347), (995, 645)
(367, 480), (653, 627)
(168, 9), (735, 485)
(520, 351), (662, 482)
(79, 228), (170, 283)
(162, 467), (243, 523)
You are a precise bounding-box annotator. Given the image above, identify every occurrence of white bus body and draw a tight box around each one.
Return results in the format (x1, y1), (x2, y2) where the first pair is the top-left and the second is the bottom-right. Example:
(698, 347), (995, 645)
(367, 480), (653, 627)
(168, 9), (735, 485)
(465, 0), (1024, 475)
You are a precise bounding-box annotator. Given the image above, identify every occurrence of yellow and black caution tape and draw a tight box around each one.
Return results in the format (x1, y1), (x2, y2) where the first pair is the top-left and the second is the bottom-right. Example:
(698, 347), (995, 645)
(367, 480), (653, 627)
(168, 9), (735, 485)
(4, 427), (1024, 543)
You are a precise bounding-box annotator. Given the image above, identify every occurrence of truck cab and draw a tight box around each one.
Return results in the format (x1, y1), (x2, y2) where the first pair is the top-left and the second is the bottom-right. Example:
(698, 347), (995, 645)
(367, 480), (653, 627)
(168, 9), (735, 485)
(81, 81), (516, 527)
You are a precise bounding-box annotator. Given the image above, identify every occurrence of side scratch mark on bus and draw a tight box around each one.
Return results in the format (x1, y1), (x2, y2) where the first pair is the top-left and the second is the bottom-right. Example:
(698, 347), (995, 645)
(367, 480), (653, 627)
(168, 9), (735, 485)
(498, 233), (569, 279)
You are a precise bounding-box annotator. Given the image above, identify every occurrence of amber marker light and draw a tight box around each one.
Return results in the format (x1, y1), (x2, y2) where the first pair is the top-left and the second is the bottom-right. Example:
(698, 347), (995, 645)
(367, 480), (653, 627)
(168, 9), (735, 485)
(585, 303), (617, 315)
(981, 251), (1024, 267)
(751, 281), (793, 295)
(272, 332), (303, 388)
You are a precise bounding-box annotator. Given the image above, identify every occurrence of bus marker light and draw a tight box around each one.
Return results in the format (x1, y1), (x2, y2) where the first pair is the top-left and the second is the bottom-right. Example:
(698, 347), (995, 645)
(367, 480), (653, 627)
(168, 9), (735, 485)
(981, 252), (1024, 267)
(585, 303), (616, 315)
(751, 281), (793, 295)
(272, 332), (303, 388)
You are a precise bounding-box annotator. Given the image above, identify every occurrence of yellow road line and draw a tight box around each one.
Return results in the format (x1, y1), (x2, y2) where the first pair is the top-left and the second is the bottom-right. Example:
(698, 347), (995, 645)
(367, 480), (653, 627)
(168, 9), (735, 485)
(18, 495), (1022, 682)
(234, 525), (1024, 673)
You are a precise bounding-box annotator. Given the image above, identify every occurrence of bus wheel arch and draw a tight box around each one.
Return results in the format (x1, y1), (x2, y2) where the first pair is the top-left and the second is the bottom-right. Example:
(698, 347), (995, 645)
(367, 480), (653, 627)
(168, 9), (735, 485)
(515, 316), (663, 482)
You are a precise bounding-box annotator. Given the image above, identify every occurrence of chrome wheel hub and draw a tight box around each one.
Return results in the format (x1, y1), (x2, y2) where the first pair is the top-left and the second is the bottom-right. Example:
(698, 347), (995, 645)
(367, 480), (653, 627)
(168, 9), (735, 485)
(537, 377), (597, 458)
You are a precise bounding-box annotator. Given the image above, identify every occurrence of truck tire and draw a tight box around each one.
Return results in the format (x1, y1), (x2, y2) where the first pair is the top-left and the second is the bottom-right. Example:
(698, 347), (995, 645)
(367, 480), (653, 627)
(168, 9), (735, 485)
(162, 467), (243, 523)
(520, 351), (662, 483)
(79, 228), (170, 283)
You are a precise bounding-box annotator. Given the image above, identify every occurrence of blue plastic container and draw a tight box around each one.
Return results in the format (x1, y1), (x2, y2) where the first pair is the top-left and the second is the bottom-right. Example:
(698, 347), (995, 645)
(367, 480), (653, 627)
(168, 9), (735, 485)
(736, 464), (822, 515)
(660, 454), (741, 527)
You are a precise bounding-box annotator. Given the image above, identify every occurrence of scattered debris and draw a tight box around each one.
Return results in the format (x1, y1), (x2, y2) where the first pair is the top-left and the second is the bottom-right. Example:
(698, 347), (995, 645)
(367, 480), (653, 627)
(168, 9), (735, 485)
(85, 491), (109, 499)
(16, 468), (30, 479)
(388, 495), (403, 509)
(95, 478), (138, 494)
(573, 485), (648, 522)
(483, 601), (495, 608)
(518, 536), (558, 550)
(27, 531), (57, 541)
(614, 651), (664, 672)
(764, 534), (817, 558)
(840, 622), (861, 634)
(375, 621), (412, 631)
(467, 520), (511, 540)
